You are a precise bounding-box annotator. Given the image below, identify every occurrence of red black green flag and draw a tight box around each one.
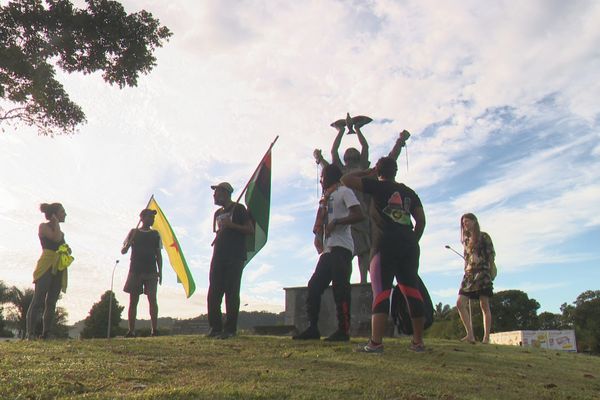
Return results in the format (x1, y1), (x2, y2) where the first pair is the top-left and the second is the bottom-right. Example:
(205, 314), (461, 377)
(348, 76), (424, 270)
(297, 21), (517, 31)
(242, 138), (276, 264)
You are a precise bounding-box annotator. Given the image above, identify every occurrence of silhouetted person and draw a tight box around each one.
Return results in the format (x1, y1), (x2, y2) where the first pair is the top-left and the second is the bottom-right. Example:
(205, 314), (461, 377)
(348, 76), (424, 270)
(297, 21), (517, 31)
(342, 156), (426, 353)
(121, 208), (163, 337)
(26, 203), (73, 339)
(207, 182), (254, 339)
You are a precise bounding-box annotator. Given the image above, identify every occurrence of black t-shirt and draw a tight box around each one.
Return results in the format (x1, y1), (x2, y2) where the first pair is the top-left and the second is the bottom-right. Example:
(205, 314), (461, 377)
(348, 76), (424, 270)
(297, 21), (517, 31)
(130, 229), (161, 274)
(40, 235), (65, 251)
(361, 178), (423, 254)
(213, 203), (250, 261)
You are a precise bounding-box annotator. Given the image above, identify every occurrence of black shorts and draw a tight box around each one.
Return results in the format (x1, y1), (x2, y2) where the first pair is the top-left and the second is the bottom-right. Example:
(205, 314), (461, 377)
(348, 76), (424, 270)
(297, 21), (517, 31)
(370, 244), (424, 317)
(459, 287), (494, 299)
(123, 271), (158, 296)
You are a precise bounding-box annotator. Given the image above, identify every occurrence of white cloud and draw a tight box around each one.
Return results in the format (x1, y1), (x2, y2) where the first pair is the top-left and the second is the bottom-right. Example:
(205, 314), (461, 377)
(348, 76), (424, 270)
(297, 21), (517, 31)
(496, 281), (567, 294)
(431, 288), (460, 299)
(245, 263), (274, 283)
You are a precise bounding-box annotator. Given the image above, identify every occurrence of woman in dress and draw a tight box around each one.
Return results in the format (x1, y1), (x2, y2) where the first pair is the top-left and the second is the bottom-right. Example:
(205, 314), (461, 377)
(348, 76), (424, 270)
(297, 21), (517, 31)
(456, 213), (495, 344)
(26, 203), (72, 339)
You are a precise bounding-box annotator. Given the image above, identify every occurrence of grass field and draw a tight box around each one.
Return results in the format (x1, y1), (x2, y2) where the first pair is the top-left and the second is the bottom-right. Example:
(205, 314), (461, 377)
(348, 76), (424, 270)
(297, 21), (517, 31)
(1, 335), (599, 399)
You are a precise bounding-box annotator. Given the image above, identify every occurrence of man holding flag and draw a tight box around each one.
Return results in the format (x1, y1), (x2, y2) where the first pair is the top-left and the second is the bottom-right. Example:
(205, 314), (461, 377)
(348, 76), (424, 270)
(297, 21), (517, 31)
(208, 182), (254, 339)
(206, 138), (275, 339)
(121, 208), (163, 337)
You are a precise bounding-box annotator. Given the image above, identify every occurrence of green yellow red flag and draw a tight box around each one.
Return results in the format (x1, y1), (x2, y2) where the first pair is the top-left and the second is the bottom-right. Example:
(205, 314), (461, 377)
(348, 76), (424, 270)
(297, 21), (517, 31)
(147, 196), (195, 297)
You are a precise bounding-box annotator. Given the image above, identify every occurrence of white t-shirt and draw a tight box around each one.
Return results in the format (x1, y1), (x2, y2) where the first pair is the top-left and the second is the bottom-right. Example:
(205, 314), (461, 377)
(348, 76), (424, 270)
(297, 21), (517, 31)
(323, 186), (360, 253)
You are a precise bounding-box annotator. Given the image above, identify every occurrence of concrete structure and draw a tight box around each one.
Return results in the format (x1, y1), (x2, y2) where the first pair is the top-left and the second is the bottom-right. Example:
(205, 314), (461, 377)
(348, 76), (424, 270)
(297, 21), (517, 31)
(171, 319), (209, 335)
(490, 330), (577, 352)
(284, 283), (373, 337)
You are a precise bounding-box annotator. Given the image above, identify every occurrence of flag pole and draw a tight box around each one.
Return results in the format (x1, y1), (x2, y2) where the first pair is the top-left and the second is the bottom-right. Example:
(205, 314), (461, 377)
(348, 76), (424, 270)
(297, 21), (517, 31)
(235, 135), (279, 203)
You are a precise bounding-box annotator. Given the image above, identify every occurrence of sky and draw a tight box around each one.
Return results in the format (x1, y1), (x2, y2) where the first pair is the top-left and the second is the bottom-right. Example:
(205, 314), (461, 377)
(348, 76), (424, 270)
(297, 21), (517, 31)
(1, 0), (599, 324)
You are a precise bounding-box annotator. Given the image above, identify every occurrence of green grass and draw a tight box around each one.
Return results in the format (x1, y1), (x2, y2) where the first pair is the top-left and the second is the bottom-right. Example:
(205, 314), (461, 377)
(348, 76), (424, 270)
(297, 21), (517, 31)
(1, 335), (599, 399)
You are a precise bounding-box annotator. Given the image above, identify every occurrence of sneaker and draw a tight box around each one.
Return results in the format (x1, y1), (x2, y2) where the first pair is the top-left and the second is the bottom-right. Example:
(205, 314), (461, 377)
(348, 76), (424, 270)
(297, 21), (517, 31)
(408, 341), (426, 353)
(206, 329), (222, 338)
(150, 331), (158, 337)
(292, 326), (320, 340)
(219, 331), (236, 340)
(323, 330), (350, 342)
(355, 340), (383, 354)
(124, 331), (136, 338)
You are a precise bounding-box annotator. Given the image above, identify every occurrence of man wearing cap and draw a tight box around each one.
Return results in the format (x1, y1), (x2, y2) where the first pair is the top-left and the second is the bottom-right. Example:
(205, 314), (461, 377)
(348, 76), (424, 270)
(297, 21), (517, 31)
(208, 182), (254, 339)
(121, 208), (163, 337)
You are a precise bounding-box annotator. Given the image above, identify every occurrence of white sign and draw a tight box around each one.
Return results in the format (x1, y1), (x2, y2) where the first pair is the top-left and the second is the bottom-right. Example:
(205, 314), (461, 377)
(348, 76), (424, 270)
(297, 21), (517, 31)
(490, 330), (576, 352)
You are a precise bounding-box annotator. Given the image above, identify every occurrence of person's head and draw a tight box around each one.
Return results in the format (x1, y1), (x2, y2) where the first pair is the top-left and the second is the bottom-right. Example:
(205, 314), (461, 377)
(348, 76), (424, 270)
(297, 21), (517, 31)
(375, 156), (398, 180)
(139, 209), (157, 227)
(40, 203), (66, 222)
(320, 164), (343, 190)
(461, 213), (481, 245)
(343, 148), (361, 167)
(211, 182), (234, 206)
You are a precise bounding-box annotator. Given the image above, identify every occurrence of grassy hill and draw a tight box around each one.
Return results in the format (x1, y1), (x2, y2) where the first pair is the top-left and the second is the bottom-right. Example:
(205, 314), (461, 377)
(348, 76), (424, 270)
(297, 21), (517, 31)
(1, 335), (599, 399)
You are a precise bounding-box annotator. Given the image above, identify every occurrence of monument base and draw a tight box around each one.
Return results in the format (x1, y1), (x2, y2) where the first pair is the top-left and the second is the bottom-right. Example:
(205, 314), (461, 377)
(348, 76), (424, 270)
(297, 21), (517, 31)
(284, 283), (375, 337)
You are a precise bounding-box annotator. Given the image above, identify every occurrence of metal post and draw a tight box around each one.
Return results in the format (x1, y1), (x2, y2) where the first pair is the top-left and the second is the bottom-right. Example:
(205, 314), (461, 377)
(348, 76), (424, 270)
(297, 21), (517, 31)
(107, 260), (119, 339)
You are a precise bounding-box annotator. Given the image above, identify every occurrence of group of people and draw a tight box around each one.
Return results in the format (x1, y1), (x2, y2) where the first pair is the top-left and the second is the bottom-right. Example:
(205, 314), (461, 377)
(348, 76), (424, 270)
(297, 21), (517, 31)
(292, 121), (496, 352)
(26, 184), (253, 340)
(25, 121), (496, 349)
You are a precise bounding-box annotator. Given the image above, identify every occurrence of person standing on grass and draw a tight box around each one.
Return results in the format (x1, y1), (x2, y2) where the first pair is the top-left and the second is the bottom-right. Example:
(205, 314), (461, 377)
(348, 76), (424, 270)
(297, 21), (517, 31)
(26, 203), (73, 339)
(293, 164), (364, 342)
(342, 156), (426, 353)
(207, 182), (254, 339)
(457, 213), (495, 344)
(121, 208), (163, 337)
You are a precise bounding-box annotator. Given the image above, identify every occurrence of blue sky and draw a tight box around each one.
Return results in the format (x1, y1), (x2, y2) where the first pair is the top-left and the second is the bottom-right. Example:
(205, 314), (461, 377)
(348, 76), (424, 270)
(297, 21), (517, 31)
(1, 0), (599, 323)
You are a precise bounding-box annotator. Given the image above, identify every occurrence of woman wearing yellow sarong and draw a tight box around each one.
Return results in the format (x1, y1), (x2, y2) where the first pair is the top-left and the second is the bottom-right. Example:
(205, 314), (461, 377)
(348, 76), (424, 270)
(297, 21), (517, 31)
(25, 203), (73, 339)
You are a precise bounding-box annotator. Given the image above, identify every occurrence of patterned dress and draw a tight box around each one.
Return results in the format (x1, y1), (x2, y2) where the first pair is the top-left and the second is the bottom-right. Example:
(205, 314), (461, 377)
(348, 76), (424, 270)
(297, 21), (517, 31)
(459, 231), (495, 299)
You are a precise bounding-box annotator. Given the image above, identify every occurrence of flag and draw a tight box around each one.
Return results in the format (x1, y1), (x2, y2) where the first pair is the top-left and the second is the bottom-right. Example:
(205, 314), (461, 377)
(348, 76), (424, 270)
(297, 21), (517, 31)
(147, 196), (195, 298)
(243, 148), (272, 264)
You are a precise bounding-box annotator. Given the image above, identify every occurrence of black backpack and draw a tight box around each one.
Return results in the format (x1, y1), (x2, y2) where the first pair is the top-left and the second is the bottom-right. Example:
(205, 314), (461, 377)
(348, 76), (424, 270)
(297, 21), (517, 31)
(389, 276), (434, 335)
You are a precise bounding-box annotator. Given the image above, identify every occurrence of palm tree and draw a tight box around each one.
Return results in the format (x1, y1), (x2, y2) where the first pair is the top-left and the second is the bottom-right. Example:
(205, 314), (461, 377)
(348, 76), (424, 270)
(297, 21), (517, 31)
(3, 286), (69, 338)
(434, 302), (452, 321)
(3, 287), (35, 338)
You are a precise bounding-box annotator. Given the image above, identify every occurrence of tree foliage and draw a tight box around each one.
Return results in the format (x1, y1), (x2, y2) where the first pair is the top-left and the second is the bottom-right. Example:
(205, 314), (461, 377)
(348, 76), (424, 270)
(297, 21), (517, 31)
(426, 306), (464, 340)
(0, 0), (171, 135)
(563, 290), (600, 353)
(4, 286), (34, 338)
(433, 302), (452, 321)
(537, 311), (564, 330)
(81, 290), (124, 338)
(489, 290), (540, 331)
